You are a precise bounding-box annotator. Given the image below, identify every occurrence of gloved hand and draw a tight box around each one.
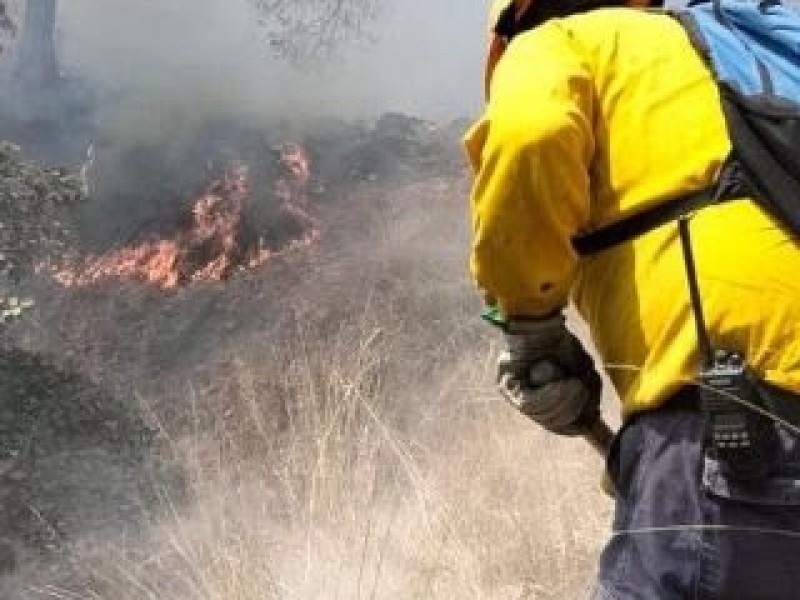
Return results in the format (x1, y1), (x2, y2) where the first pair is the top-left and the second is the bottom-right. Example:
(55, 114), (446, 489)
(496, 312), (602, 435)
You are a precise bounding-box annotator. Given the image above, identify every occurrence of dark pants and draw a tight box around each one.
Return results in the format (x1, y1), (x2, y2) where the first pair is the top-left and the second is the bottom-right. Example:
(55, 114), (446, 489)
(595, 392), (800, 600)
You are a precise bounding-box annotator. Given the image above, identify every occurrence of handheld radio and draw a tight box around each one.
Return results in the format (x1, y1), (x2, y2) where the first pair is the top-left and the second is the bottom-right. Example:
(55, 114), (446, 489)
(678, 218), (777, 481)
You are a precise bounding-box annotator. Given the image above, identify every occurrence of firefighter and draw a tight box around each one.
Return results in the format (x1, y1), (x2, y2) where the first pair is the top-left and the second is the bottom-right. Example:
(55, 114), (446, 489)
(466, 1), (800, 597)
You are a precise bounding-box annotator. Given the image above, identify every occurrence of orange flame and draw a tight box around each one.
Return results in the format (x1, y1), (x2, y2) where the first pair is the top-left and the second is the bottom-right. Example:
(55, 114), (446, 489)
(46, 144), (320, 290)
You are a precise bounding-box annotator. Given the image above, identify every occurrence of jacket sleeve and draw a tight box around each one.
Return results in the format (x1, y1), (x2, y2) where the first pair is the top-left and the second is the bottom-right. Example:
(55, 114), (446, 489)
(464, 22), (595, 318)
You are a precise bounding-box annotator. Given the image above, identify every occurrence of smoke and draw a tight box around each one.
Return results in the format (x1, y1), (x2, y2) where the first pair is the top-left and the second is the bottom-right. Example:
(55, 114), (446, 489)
(57, 0), (487, 123)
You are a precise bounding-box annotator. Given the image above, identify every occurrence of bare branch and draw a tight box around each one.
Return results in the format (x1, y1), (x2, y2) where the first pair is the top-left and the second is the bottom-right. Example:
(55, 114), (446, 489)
(0, 1), (14, 56)
(251, 0), (382, 64)
(0, 1), (14, 32)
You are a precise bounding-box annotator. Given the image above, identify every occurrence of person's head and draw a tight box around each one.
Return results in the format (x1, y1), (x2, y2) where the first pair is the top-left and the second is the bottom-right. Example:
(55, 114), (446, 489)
(485, 0), (662, 99)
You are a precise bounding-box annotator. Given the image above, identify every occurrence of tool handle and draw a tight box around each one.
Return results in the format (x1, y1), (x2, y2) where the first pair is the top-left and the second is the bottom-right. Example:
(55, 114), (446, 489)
(528, 361), (615, 455)
(584, 417), (614, 456)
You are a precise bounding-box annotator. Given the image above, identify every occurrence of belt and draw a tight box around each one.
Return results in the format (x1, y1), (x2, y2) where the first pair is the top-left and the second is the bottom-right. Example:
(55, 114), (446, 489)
(663, 382), (800, 431)
(756, 380), (800, 431)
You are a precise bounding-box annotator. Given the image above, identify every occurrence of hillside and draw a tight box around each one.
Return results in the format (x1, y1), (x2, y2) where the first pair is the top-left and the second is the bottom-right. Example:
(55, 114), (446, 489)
(0, 115), (612, 598)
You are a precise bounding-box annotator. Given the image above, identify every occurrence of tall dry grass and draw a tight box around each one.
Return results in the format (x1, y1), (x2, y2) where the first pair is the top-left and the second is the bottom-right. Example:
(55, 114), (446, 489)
(29, 178), (613, 600)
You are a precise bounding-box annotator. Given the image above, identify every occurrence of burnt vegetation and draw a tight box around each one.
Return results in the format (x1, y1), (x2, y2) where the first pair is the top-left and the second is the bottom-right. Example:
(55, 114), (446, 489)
(0, 125), (469, 595)
(0, 5), (465, 585)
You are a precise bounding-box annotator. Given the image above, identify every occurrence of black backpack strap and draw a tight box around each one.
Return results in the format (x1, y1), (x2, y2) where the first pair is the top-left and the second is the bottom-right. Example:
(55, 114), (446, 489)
(572, 158), (751, 256)
(572, 187), (716, 255)
(719, 86), (800, 236)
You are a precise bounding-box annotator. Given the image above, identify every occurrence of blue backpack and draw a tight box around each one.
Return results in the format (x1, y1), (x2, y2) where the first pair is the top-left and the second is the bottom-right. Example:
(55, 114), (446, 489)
(573, 0), (800, 255)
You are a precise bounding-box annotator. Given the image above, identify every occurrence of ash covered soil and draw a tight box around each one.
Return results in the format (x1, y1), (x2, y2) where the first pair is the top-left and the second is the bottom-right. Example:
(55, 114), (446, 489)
(0, 113), (483, 594)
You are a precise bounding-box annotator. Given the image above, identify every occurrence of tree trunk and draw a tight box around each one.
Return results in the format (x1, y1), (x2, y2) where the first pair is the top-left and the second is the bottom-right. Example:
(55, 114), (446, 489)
(14, 0), (58, 88)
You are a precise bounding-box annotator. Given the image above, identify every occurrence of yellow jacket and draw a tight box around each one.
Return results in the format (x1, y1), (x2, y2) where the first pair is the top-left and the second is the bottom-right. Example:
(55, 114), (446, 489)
(465, 8), (800, 415)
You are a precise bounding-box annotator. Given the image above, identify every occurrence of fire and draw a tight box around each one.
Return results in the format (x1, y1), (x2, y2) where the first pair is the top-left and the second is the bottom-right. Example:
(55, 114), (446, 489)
(279, 142), (310, 184)
(45, 143), (320, 290)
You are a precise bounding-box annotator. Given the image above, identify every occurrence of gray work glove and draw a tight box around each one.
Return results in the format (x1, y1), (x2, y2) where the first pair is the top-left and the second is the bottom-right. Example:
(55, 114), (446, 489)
(496, 312), (602, 436)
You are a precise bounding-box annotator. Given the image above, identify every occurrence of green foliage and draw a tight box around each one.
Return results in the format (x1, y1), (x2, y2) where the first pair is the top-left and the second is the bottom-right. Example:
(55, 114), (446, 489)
(0, 142), (84, 324)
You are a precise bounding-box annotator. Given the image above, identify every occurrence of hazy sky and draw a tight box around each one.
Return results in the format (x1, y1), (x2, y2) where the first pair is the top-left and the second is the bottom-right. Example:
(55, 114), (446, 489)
(56, 1), (489, 122)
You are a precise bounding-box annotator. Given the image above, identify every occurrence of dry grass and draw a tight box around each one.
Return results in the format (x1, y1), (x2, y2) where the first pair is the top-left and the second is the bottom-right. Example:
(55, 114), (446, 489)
(21, 177), (613, 599)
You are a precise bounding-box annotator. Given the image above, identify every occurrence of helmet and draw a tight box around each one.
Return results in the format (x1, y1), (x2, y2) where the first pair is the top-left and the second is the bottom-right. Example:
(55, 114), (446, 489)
(484, 0), (659, 99)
